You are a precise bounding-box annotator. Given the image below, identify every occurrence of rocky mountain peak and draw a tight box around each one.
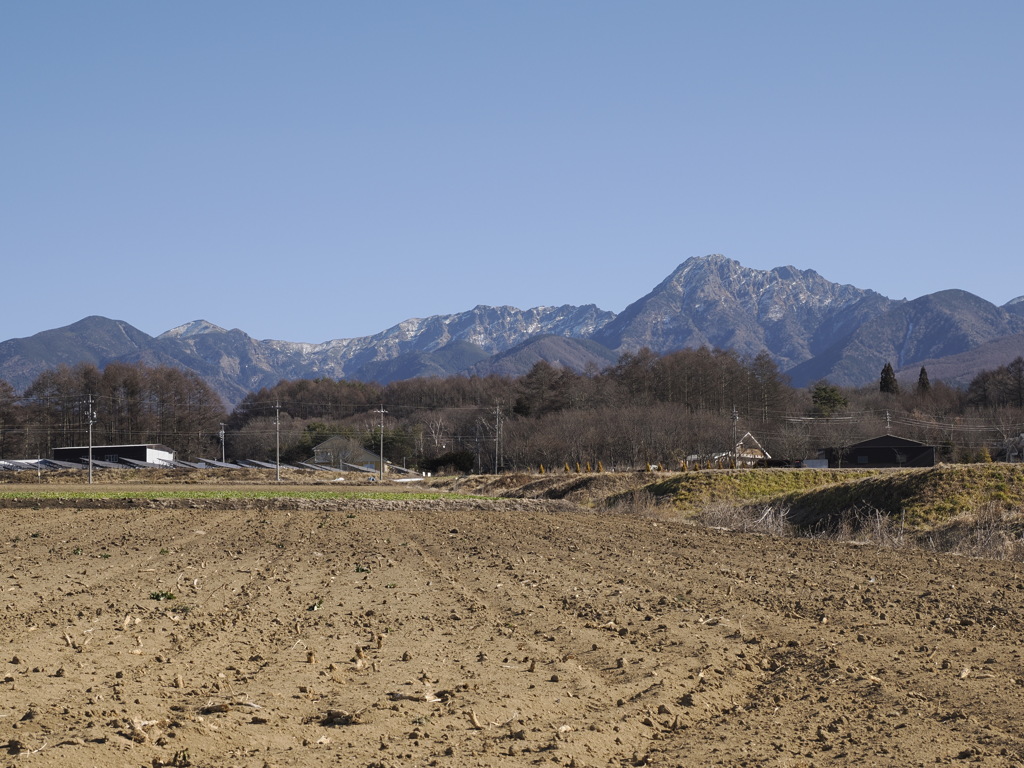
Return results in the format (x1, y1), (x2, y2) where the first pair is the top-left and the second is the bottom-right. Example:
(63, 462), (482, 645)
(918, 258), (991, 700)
(593, 254), (892, 373)
(0, 255), (1019, 402)
(159, 320), (229, 340)
(648, 255), (872, 322)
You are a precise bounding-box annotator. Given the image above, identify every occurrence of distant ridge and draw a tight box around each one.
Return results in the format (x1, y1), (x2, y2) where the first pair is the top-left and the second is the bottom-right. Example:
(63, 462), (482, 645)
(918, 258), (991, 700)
(1, 256), (1022, 403)
(159, 320), (229, 339)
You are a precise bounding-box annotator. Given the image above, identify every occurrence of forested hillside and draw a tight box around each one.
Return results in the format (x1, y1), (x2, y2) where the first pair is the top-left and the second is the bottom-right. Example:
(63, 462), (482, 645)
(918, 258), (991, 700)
(224, 352), (1024, 471)
(0, 362), (227, 460)
(5, 349), (1019, 471)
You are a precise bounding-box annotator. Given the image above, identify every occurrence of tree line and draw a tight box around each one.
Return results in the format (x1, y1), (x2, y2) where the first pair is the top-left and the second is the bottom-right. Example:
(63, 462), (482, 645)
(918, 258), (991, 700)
(2, 354), (1024, 469)
(0, 362), (227, 460)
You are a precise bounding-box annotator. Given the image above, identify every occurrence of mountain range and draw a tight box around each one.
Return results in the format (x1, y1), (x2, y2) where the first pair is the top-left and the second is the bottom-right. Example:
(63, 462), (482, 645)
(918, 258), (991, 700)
(2, 255), (1021, 405)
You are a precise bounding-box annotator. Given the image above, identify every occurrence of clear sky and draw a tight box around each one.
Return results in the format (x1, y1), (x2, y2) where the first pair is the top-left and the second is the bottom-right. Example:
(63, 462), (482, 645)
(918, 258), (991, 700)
(2, 1), (1021, 343)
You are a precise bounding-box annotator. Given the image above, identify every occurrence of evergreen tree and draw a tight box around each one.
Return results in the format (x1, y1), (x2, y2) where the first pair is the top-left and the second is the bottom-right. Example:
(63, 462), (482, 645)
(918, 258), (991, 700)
(916, 366), (931, 396)
(811, 381), (848, 416)
(879, 362), (899, 395)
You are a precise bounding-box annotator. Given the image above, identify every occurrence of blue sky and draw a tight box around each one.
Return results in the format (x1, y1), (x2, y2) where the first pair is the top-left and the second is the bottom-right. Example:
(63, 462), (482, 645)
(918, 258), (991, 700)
(2, 2), (1021, 343)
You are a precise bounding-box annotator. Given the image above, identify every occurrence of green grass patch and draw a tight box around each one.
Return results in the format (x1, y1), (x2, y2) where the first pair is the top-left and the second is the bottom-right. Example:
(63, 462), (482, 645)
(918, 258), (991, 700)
(643, 468), (881, 509)
(780, 465), (1024, 528)
(645, 465), (1024, 530)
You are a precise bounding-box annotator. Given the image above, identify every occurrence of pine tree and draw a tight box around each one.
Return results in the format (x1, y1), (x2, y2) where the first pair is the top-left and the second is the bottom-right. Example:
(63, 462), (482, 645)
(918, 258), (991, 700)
(879, 362), (899, 395)
(916, 366), (931, 396)
(811, 381), (848, 415)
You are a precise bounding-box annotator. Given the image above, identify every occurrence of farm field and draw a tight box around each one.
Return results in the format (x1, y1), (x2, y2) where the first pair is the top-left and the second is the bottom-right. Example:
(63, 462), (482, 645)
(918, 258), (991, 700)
(2, 476), (1024, 767)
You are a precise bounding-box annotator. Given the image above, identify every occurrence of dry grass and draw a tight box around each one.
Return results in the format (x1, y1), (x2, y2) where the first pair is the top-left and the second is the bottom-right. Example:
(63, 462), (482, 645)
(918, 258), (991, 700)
(690, 500), (794, 537)
(603, 488), (666, 519)
(916, 503), (1024, 561)
(683, 498), (1024, 562)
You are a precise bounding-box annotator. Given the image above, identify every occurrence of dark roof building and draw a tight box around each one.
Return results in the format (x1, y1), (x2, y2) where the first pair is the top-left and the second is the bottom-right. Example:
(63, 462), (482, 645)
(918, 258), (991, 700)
(820, 435), (935, 469)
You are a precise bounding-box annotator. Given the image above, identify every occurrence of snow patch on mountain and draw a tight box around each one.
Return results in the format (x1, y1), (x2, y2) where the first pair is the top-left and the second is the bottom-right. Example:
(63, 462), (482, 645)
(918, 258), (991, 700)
(159, 320), (228, 339)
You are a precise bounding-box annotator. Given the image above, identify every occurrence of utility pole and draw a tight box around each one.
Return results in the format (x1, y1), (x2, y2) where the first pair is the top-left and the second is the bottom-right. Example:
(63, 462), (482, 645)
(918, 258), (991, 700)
(375, 405), (387, 481)
(219, 423), (226, 463)
(732, 405), (739, 460)
(494, 406), (502, 474)
(275, 401), (281, 482)
(475, 420), (482, 473)
(87, 394), (97, 485)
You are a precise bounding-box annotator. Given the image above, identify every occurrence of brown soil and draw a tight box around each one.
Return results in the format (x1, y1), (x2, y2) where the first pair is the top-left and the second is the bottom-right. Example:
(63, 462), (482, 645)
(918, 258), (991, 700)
(2, 483), (1024, 767)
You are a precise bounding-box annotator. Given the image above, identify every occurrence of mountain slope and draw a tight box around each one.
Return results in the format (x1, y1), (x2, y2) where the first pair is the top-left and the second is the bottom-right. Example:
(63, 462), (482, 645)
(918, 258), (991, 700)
(592, 254), (895, 373)
(466, 335), (620, 378)
(354, 341), (492, 384)
(1003, 297), (1024, 319)
(0, 316), (153, 392)
(2, 255), (1022, 401)
(902, 332), (1024, 388)
(157, 305), (618, 385)
(787, 290), (1024, 387)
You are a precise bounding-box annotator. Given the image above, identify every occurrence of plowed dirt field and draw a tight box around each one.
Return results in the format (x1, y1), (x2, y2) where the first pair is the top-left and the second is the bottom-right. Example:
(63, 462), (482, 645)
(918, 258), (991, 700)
(2, 488), (1024, 767)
